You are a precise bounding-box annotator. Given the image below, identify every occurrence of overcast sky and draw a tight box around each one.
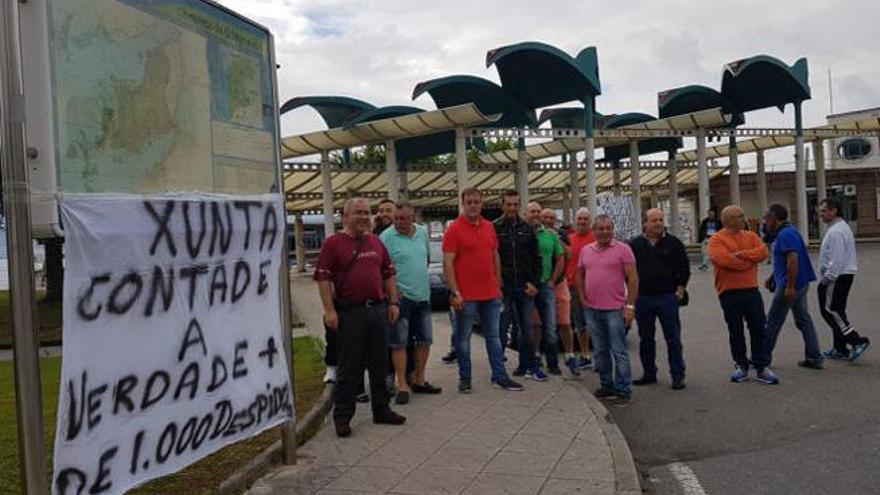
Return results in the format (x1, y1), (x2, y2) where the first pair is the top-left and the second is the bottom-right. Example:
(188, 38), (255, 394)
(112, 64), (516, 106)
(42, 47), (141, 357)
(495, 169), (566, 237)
(218, 0), (880, 169)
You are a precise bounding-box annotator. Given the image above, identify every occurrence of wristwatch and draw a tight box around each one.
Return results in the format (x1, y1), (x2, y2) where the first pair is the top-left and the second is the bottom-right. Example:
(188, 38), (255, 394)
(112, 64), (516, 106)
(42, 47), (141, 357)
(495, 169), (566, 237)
(450, 290), (461, 298)
(625, 304), (635, 310)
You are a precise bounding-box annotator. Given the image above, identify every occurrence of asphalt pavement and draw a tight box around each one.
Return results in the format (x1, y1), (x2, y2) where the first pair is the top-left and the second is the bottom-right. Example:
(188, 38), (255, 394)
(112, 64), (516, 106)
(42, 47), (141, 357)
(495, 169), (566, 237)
(609, 245), (880, 495)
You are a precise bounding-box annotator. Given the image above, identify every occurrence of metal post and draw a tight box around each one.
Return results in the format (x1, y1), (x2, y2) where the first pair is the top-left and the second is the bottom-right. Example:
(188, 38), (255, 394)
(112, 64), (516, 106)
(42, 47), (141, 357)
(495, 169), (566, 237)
(650, 188), (660, 208)
(696, 128), (709, 220)
(294, 214), (306, 273)
(516, 135), (529, 206)
(728, 133), (741, 206)
(561, 185), (571, 225)
(794, 101), (808, 236)
(583, 97), (597, 215)
(569, 151), (580, 216)
(668, 151), (680, 237)
(454, 128), (468, 201)
(629, 140), (642, 229)
(385, 140), (399, 203)
(813, 139), (827, 238)
(756, 149), (768, 217)
(320, 151), (334, 236)
(1, 1), (48, 492)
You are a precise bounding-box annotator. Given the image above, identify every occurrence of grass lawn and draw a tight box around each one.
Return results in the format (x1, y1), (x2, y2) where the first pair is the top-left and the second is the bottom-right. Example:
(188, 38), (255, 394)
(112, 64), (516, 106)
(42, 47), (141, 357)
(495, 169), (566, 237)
(0, 291), (63, 348)
(0, 335), (327, 495)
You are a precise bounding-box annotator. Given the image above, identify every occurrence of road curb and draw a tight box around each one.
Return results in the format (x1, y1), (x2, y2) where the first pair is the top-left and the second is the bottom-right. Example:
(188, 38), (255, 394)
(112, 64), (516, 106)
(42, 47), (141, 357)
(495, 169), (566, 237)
(217, 382), (335, 495)
(573, 384), (642, 495)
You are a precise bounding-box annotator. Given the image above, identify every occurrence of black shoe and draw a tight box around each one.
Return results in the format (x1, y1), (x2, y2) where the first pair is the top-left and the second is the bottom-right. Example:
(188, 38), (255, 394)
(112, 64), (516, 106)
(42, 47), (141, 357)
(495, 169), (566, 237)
(395, 391), (410, 405)
(373, 411), (406, 425)
(512, 368), (526, 377)
(412, 382), (442, 394)
(355, 393), (370, 403)
(798, 359), (824, 370)
(492, 377), (524, 391)
(548, 366), (562, 376)
(458, 379), (472, 394)
(671, 379), (686, 390)
(632, 376), (658, 386)
(334, 421), (352, 437)
(441, 350), (457, 363)
(593, 388), (616, 399)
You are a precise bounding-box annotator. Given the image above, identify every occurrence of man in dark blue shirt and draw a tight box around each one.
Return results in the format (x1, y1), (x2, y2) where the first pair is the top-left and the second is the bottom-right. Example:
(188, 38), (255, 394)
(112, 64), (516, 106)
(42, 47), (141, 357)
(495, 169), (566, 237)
(763, 204), (823, 369)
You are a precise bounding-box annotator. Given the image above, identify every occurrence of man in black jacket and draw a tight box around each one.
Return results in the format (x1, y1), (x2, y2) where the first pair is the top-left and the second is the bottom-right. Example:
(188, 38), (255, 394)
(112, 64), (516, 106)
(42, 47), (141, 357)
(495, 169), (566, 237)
(629, 208), (690, 390)
(494, 191), (547, 381)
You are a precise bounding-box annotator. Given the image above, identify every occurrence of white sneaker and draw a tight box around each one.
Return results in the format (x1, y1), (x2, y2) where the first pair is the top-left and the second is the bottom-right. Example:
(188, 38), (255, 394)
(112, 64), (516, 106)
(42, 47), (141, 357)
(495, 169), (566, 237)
(323, 366), (337, 384)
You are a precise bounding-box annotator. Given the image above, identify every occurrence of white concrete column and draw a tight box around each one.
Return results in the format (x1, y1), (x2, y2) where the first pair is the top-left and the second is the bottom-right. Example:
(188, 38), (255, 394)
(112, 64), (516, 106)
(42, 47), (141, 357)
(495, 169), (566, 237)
(320, 151), (334, 236)
(794, 102), (808, 236)
(612, 163), (622, 197)
(516, 136), (529, 206)
(650, 188), (660, 208)
(729, 134), (741, 205)
(813, 139), (827, 238)
(398, 165), (408, 201)
(668, 153), (679, 237)
(294, 214), (306, 273)
(385, 140), (399, 203)
(562, 185), (572, 225)
(756, 149), (768, 217)
(696, 128), (709, 219)
(568, 151), (580, 218)
(454, 128), (468, 200)
(585, 137), (597, 215)
(629, 140), (642, 230)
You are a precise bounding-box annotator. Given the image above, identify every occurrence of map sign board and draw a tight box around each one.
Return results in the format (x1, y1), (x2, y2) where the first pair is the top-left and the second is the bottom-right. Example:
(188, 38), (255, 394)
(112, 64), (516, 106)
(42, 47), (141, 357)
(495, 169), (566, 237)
(20, 0), (282, 237)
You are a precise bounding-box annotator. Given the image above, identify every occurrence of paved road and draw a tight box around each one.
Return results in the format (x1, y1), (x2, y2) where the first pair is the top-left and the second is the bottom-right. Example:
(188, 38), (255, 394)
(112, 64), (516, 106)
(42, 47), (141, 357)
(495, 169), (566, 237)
(610, 245), (880, 495)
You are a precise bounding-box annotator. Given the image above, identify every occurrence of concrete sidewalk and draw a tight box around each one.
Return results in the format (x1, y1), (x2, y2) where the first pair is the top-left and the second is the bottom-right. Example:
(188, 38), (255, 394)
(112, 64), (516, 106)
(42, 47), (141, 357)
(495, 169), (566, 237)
(247, 299), (641, 495)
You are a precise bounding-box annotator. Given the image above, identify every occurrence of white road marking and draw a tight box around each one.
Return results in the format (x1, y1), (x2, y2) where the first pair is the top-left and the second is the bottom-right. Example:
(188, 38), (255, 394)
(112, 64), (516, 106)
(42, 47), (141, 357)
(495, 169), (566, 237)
(668, 462), (708, 495)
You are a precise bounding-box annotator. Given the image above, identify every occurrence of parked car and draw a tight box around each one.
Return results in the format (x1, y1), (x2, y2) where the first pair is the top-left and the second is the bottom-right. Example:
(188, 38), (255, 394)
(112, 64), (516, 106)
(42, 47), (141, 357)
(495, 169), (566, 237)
(428, 240), (449, 310)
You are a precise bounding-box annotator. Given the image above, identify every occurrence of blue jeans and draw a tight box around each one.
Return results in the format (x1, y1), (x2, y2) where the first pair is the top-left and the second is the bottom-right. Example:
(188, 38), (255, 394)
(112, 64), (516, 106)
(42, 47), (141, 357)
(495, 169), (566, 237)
(502, 288), (538, 372)
(719, 288), (770, 370)
(535, 284), (559, 369)
(391, 298), (432, 348)
(455, 299), (509, 382)
(635, 293), (685, 381)
(448, 307), (459, 351)
(584, 308), (632, 397)
(766, 286), (823, 364)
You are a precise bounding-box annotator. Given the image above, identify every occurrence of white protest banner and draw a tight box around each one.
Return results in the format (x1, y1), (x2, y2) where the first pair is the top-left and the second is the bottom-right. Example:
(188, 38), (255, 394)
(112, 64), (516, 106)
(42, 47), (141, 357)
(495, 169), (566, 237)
(53, 194), (293, 495)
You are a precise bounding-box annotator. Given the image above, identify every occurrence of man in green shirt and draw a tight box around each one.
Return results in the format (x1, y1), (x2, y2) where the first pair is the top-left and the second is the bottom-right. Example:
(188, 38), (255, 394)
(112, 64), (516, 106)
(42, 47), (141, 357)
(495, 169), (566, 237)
(380, 202), (442, 404)
(525, 202), (565, 374)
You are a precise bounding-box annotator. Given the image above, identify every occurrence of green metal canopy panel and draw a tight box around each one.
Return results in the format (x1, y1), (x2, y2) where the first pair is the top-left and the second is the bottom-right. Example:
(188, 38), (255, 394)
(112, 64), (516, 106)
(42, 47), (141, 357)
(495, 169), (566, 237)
(280, 103), (499, 158)
(280, 96), (376, 127)
(721, 55), (811, 112)
(412, 75), (537, 128)
(345, 105), (458, 162)
(538, 108), (611, 129)
(478, 107), (730, 165)
(486, 42), (601, 108)
(603, 112), (682, 161)
(658, 84), (745, 126)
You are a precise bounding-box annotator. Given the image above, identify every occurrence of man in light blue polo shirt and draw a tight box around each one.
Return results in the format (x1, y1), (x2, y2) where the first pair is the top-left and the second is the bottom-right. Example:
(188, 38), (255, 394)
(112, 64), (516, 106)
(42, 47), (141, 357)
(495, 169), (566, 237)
(380, 202), (442, 404)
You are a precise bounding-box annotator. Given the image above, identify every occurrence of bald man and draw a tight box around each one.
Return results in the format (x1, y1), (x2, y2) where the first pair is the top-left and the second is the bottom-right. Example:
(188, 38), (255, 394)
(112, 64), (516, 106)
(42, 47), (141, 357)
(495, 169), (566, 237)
(628, 209), (690, 390)
(708, 206), (777, 385)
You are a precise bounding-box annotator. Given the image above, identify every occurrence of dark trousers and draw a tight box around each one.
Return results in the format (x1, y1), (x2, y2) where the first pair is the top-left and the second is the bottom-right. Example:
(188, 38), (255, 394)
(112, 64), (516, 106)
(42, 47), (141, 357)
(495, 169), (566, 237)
(635, 293), (685, 381)
(817, 274), (867, 351)
(333, 304), (392, 423)
(502, 288), (538, 372)
(719, 288), (770, 370)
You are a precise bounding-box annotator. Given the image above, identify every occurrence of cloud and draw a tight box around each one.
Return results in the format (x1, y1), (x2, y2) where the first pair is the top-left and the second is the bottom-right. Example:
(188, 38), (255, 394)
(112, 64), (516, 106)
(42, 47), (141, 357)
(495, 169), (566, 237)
(217, 0), (880, 169)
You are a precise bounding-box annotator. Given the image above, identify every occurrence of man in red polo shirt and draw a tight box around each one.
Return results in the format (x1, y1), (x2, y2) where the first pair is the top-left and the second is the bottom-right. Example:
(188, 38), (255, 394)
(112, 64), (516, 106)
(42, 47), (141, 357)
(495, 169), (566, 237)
(443, 187), (523, 393)
(316, 197), (406, 437)
(567, 207), (596, 371)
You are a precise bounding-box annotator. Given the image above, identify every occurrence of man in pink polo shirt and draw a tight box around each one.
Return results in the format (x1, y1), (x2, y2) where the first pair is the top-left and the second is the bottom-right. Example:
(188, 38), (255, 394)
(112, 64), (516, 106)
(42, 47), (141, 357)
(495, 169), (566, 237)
(576, 214), (639, 407)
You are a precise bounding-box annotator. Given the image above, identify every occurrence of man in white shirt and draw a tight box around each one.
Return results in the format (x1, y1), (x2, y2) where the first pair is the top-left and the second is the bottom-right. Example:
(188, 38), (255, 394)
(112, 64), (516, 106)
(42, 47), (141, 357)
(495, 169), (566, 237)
(816, 198), (870, 362)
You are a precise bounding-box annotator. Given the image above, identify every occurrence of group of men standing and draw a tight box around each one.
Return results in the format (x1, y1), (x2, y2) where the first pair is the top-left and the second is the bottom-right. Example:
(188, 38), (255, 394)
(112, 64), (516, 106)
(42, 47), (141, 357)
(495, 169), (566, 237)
(316, 189), (870, 437)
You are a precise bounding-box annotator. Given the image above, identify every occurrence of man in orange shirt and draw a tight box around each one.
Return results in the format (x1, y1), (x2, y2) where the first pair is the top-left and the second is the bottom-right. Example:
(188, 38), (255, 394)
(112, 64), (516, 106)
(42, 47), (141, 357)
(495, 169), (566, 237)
(708, 205), (778, 385)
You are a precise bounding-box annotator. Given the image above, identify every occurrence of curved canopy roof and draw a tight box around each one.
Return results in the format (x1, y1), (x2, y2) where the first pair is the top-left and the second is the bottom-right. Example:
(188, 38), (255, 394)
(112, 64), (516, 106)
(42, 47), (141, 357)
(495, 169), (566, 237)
(486, 42), (601, 108)
(280, 103), (499, 159)
(283, 160), (728, 214)
(539, 108), (611, 129)
(721, 55), (811, 112)
(602, 112), (682, 161)
(658, 85), (744, 126)
(412, 75), (536, 127)
(280, 96), (376, 128)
